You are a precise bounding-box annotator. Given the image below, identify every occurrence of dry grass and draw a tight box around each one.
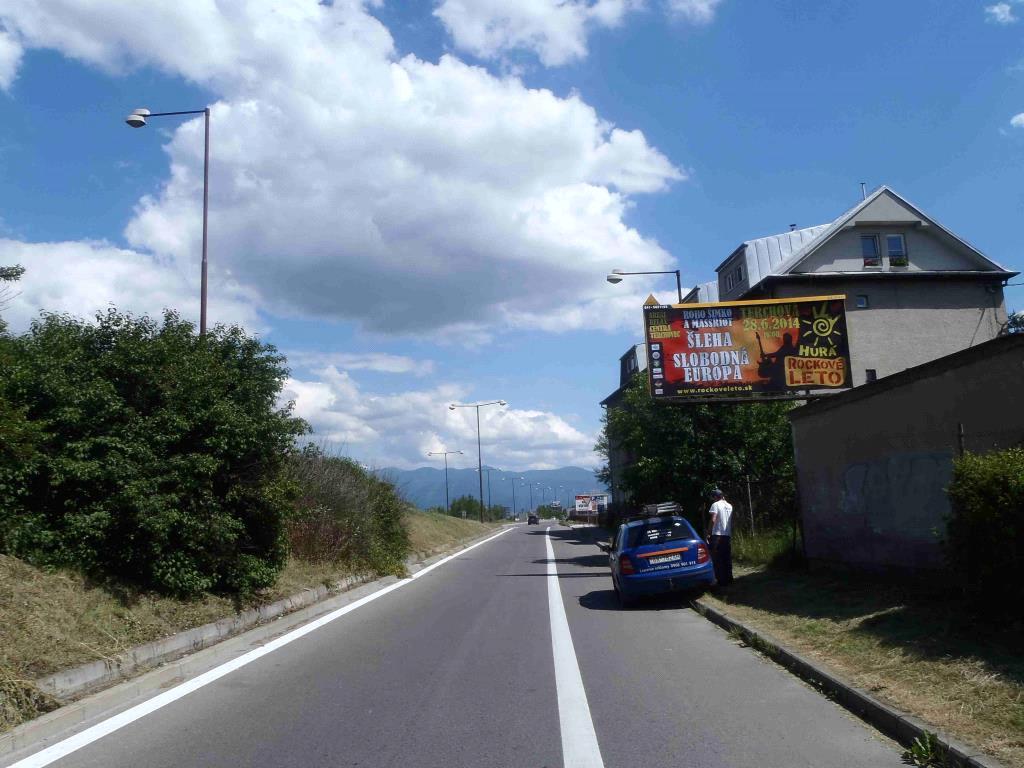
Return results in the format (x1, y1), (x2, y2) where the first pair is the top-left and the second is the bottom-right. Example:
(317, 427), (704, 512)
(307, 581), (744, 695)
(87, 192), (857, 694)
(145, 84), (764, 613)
(405, 511), (502, 559)
(702, 566), (1024, 768)
(0, 511), (497, 733)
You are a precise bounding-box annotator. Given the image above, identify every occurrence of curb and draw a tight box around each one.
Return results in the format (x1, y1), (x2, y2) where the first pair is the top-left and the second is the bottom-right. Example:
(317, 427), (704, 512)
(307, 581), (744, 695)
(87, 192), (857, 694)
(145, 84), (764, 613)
(1, 525), (513, 763)
(690, 597), (1006, 768)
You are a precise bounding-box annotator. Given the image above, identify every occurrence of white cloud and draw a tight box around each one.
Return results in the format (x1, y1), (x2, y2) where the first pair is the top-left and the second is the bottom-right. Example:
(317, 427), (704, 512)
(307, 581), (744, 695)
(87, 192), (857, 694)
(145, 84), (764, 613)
(985, 2), (1019, 24)
(665, 0), (723, 24)
(281, 366), (597, 469)
(1011, 113), (1024, 128)
(0, 0), (683, 339)
(0, 238), (260, 332)
(287, 351), (436, 376)
(434, 0), (641, 67)
(0, 28), (22, 90)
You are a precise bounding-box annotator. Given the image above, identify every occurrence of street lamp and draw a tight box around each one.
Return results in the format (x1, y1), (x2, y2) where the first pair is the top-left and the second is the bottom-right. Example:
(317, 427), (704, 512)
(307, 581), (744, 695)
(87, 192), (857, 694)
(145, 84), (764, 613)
(125, 106), (212, 335)
(606, 268), (683, 304)
(501, 475), (519, 520)
(476, 467), (496, 515)
(449, 400), (507, 522)
(427, 450), (463, 516)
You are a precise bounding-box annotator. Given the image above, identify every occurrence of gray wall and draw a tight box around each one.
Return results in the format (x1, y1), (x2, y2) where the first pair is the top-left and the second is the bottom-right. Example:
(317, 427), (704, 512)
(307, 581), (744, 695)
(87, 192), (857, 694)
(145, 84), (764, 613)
(789, 335), (1024, 571)
(769, 278), (1007, 386)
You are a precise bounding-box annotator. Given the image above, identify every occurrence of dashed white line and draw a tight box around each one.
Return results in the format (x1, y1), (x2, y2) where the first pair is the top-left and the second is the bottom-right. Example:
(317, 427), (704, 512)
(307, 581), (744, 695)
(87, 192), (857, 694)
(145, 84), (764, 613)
(8, 526), (517, 768)
(546, 526), (606, 768)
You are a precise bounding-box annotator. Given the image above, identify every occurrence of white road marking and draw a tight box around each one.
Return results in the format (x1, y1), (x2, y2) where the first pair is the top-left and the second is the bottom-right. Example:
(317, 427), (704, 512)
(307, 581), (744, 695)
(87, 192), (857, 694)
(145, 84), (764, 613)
(545, 526), (606, 768)
(9, 526), (517, 768)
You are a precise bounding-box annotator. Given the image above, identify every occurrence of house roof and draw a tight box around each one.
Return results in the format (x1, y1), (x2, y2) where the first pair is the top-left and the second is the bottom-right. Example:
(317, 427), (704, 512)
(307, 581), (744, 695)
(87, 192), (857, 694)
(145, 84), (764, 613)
(715, 186), (1017, 296)
(682, 280), (719, 304)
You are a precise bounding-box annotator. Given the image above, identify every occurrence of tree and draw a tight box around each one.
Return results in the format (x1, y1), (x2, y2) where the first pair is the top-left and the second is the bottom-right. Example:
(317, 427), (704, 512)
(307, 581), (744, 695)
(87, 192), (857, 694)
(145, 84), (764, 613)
(0, 309), (308, 596)
(596, 374), (796, 529)
(1008, 310), (1023, 335)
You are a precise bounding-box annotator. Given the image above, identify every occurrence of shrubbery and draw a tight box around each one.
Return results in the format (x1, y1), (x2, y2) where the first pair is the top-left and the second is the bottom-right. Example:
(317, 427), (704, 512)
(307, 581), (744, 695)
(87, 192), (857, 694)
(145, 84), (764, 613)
(0, 309), (307, 597)
(288, 447), (409, 576)
(945, 447), (1024, 616)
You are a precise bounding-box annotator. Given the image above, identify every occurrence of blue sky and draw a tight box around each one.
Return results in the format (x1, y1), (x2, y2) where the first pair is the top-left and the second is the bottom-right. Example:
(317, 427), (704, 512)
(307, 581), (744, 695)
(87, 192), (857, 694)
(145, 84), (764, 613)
(1, 0), (1022, 471)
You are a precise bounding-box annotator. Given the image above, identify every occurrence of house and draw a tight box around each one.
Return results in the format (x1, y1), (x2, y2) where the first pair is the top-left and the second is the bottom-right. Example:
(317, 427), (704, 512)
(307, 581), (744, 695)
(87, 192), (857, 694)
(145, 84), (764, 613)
(599, 343), (647, 510)
(686, 186), (1017, 386)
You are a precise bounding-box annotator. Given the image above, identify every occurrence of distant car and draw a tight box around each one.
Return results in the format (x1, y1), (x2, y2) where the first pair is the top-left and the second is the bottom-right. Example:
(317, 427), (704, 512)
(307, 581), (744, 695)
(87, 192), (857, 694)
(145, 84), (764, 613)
(527, 513), (540, 525)
(606, 515), (715, 608)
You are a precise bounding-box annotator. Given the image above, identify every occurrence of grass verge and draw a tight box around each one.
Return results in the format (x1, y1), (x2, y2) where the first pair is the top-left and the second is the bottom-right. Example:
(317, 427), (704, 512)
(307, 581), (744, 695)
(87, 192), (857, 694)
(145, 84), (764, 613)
(0, 511), (501, 734)
(701, 565), (1024, 768)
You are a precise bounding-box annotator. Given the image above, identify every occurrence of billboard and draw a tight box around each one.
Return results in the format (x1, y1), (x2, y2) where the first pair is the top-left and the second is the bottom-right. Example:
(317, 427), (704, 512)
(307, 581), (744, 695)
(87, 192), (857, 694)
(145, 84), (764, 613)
(575, 494), (609, 513)
(644, 295), (851, 402)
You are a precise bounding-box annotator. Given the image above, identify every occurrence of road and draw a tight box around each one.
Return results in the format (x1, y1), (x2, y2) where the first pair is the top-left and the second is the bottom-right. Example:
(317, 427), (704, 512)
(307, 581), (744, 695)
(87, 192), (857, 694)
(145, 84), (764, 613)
(7, 524), (904, 768)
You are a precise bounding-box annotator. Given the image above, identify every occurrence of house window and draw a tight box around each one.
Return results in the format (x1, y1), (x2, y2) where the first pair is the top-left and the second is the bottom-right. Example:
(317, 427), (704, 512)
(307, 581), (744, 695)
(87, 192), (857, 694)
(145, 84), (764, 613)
(856, 295), (869, 309)
(860, 235), (881, 267)
(723, 265), (744, 292)
(865, 369), (878, 383)
(887, 234), (908, 266)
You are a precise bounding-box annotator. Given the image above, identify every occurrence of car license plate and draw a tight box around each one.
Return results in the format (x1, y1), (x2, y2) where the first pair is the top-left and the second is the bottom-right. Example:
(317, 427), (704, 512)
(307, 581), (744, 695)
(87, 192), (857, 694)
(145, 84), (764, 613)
(649, 554), (681, 565)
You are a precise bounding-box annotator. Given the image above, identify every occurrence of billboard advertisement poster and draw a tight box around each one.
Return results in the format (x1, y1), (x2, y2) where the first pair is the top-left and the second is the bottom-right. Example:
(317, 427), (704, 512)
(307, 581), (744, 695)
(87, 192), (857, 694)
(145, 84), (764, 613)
(575, 494), (609, 513)
(644, 295), (851, 401)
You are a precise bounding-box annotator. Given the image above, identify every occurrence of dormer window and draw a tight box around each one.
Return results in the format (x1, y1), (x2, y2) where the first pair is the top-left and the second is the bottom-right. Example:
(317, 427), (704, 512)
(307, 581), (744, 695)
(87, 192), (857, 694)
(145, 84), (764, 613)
(860, 235), (881, 267)
(723, 265), (745, 291)
(887, 234), (908, 267)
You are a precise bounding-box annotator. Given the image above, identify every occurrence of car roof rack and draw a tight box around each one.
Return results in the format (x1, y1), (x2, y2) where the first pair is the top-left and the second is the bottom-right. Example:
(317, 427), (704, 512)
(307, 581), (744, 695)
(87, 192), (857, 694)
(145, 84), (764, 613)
(624, 501), (683, 521)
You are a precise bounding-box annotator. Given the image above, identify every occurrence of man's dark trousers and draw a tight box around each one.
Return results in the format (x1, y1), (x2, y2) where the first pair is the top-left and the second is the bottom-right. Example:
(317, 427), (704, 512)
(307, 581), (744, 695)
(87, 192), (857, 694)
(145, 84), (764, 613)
(710, 534), (733, 585)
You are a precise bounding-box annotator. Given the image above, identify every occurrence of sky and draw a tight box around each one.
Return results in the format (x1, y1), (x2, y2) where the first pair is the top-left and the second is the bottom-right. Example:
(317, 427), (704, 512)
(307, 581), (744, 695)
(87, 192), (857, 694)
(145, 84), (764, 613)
(0, 0), (1022, 473)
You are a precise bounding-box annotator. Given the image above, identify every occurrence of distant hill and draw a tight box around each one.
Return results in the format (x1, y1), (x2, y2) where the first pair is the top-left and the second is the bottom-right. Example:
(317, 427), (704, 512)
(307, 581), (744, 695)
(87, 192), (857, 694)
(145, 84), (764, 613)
(374, 466), (606, 513)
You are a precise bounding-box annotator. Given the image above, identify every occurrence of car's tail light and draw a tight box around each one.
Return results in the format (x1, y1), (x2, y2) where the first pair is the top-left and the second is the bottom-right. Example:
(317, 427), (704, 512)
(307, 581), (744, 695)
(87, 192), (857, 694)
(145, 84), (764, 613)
(697, 543), (709, 564)
(619, 554), (635, 575)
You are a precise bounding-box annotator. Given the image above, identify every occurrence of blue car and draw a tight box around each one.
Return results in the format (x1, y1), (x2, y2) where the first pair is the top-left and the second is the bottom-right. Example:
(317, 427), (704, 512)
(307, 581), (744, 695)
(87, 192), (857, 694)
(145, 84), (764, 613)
(606, 515), (715, 608)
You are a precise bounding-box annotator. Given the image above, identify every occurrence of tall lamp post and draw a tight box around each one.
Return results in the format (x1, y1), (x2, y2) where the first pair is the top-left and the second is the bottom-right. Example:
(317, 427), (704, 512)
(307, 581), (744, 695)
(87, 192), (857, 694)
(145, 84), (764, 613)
(477, 467), (495, 516)
(606, 268), (683, 304)
(449, 400), (507, 522)
(427, 450), (463, 516)
(125, 106), (212, 335)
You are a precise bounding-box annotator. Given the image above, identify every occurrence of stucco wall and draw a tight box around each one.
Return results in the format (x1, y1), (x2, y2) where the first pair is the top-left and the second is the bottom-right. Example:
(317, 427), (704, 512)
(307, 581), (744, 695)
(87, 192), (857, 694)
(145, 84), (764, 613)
(789, 335), (1024, 571)
(769, 278), (1006, 386)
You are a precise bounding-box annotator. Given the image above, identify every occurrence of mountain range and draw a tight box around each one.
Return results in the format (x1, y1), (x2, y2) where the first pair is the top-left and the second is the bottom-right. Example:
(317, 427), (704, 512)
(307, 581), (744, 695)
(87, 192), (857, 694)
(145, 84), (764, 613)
(374, 466), (607, 513)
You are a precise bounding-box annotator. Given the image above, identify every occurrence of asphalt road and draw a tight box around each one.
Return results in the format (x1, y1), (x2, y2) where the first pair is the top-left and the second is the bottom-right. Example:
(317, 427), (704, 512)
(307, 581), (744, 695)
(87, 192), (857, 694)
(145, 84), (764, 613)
(8, 524), (904, 768)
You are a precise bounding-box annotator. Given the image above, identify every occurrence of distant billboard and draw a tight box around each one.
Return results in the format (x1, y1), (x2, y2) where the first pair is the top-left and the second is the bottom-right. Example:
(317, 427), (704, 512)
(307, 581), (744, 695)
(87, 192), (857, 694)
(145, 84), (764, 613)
(644, 295), (851, 402)
(575, 494), (609, 514)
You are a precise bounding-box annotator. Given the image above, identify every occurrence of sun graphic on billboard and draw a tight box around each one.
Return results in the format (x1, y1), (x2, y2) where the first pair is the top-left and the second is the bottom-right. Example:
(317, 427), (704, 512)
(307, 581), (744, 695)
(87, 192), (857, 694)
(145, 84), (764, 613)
(800, 303), (843, 350)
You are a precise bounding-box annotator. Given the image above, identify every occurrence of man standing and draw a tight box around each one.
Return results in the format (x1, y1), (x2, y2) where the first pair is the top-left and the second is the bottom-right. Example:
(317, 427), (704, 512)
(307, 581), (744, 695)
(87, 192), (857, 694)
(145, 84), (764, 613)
(706, 489), (734, 586)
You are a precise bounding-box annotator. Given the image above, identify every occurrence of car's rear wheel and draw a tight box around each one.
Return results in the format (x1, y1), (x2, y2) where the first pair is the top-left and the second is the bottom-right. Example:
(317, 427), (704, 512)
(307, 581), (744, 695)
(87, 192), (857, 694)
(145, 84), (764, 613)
(614, 582), (634, 609)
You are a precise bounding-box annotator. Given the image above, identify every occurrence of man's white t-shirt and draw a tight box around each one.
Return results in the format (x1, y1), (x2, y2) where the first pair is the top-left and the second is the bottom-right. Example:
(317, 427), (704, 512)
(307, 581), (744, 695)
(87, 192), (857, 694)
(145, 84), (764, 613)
(709, 499), (734, 536)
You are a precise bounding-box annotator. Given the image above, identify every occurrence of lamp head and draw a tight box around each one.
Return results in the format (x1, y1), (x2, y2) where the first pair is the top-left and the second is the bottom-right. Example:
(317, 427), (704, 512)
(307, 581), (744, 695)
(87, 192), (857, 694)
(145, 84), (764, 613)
(125, 108), (150, 128)
(448, 404), (456, 410)
(606, 273), (623, 284)
(498, 400), (507, 406)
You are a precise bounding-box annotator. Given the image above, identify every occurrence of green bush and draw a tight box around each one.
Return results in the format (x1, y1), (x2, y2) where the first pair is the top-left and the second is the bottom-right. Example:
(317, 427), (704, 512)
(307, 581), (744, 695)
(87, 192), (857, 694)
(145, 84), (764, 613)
(288, 448), (410, 576)
(945, 448), (1024, 616)
(0, 309), (307, 597)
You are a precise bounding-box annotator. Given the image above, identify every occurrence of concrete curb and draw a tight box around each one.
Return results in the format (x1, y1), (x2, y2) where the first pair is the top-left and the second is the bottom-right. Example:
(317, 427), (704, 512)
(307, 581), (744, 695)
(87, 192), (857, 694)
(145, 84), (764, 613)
(690, 597), (1006, 768)
(1, 525), (513, 763)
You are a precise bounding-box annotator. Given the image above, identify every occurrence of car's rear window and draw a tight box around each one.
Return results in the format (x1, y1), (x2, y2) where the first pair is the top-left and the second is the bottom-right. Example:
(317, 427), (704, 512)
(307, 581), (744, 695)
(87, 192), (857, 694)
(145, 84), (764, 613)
(626, 518), (694, 549)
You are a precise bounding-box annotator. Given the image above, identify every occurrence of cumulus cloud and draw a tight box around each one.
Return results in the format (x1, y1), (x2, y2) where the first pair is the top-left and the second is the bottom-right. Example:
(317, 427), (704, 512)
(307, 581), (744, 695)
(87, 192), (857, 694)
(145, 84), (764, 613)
(666, 0), (723, 24)
(1011, 113), (1024, 128)
(0, 238), (260, 331)
(286, 351), (436, 376)
(0, 0), (683, 341)
(0, 28), (22, 90)
(282, 366), (597, 469)
(434, 0), (641, 66)
(985, 2), (1019, 24)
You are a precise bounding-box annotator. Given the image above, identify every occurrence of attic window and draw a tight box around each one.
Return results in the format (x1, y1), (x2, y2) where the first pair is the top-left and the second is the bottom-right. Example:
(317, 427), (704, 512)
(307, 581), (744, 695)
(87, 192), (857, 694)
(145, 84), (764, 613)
(723, 265), (745, 292)
(860, 235), (881, 268)
(887, 234), (908, 267)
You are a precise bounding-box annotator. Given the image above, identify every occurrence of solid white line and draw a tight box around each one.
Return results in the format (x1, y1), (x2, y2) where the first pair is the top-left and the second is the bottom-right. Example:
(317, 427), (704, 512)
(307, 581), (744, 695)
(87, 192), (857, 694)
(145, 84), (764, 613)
(545, 526), (605, 768)
(9, 526), (517, 768)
